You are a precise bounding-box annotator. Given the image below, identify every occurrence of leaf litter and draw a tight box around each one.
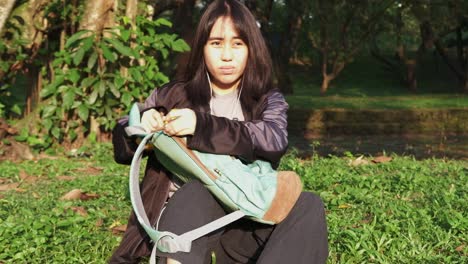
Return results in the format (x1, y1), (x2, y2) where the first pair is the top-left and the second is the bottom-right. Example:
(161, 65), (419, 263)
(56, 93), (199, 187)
(60, 189), (100, 201)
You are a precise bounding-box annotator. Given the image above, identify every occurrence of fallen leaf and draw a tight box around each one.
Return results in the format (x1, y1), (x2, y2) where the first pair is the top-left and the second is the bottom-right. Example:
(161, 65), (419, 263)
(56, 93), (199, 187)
(349, 156), (370, 166)
(0, 183), (20, 191)
(36, 153), (59, 160)
(111, 224), (127, 234)
(361, 218), (371, 224)
(372, 156), (392, 163)
(80, 193), (100, 200)
(70, 206), (88, 217)
(60, 189), (100, 200)
(0, 118), (17, 135)
(95, 219), (104, 227)
(109, 220), (123, 229)
(6, 126), (18, 135)
(75, 166), (103, 175)
(361, 213), (373, 224)
(338, 203), (352, 209)
(19, 170), (39, 183)
(57, 176), (76, 181)
(19, 170), (29, 180)
(455, 244), (465, 252)
(10, 141), (34, 160)
(61, 189), (83, 200)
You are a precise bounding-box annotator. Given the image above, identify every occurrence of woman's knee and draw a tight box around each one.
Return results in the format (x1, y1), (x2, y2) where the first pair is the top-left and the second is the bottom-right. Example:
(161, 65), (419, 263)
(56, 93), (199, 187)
(168, 180), (211, 206)
(296, 192), (326, 213)
(289, 192), (327, 230)
(159, 180), (226, 233)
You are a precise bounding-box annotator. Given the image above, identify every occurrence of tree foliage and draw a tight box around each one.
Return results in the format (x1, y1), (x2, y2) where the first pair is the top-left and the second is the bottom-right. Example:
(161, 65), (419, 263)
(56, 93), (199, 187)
(370, 0), (468, 92)
(0, 3), (31, 117)
(39, 16), (188, 145)
(305, 0), (396, 93)
(0, 0), (189, 148)
(1, 0), (466, 150)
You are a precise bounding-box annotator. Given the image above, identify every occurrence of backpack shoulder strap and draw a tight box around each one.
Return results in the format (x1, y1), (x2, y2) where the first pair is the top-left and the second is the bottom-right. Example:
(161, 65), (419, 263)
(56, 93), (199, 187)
(129, 132), (246, 263)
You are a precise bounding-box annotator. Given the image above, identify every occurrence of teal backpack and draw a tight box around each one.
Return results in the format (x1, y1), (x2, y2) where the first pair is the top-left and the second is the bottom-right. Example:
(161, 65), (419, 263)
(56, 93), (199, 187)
(125, 103), (302, 263)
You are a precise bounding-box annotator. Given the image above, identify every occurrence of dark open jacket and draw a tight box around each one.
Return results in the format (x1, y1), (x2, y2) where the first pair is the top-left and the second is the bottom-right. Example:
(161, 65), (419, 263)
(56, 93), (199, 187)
(110, 81), (289, 260)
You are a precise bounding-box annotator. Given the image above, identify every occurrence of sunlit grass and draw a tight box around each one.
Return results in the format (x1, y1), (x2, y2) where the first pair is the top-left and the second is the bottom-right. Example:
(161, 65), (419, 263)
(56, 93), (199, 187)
(286, 54), (468, 109)
(0, 144), (466, 263)
(287, 94), (468, 109)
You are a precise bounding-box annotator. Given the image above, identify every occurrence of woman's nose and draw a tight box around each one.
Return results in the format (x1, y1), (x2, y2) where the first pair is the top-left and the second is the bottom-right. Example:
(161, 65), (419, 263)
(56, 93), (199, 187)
(221, 45), (233, 61)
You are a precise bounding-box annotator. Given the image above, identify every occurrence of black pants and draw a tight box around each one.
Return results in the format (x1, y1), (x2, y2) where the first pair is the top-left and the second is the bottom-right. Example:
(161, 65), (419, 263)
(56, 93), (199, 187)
(157, 181), (328, 264)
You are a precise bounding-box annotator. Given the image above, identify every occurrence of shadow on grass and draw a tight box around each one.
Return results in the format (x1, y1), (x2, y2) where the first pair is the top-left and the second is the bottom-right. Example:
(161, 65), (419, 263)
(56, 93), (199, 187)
(289, 133), (468, 160)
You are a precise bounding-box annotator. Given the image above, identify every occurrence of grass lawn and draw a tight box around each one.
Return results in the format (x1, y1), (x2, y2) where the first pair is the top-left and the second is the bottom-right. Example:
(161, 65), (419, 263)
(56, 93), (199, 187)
(0, 144), (466, 263)
(286, 55), (468, 109)
(0, 53), (466, 263)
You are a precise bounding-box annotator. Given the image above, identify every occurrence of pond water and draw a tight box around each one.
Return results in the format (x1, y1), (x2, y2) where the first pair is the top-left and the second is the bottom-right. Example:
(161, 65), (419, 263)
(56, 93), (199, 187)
(289, 134), (468, 160)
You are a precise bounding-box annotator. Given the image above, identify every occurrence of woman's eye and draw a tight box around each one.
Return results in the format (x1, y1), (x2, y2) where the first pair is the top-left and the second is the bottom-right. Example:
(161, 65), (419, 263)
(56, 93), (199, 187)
(233, 41), (245, 47)
(211, 41), (221, 46)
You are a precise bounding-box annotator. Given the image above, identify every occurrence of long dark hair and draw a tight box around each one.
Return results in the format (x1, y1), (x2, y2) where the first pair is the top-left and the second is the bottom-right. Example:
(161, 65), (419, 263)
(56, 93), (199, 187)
(183, 0), (273, 113)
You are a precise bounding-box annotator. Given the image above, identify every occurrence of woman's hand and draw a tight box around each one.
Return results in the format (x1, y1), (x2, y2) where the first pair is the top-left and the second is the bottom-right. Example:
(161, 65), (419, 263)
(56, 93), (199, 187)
(163, 108), (197, 136)
(141, 109), (165, 133)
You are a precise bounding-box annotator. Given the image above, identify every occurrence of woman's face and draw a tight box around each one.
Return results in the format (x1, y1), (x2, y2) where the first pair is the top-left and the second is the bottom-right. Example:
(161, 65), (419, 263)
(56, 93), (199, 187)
(204, 16), (248, 93)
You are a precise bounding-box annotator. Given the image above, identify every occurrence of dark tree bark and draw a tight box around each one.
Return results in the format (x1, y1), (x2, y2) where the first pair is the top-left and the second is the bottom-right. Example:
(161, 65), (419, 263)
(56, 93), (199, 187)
(272, 0), (307, 94)
(171, 0), (196, 79)
(150, 0), (197, 79)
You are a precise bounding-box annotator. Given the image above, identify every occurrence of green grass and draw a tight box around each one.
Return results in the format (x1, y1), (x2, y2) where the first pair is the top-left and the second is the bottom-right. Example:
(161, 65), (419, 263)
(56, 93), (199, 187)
(286, 54), (468, 109)
(0, 144), (466, 263)
(281, 150), (467, 263)
(0, 145), (131, 263)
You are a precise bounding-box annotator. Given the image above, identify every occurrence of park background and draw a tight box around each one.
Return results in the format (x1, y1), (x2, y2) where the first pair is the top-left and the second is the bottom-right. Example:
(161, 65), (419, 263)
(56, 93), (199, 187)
(0, 0), (466, 263)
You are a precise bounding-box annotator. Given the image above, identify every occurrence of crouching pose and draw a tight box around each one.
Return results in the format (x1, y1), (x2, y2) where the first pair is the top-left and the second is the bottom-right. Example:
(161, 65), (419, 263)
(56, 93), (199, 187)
(110, 0), (328, 263)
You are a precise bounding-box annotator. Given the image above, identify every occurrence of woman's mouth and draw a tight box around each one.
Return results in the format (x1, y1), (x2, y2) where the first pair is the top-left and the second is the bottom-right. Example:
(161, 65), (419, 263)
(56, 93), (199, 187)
(219, 66), (235, 74)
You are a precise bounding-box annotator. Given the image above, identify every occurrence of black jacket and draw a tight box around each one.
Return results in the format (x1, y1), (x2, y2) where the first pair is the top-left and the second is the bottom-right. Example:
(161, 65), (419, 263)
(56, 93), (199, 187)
(110, 81), (289, 259)
(113, 81), (289, 167)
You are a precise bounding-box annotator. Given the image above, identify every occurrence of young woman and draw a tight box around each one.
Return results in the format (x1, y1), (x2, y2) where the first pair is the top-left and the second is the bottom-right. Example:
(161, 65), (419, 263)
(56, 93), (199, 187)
(110, 1), (328, 263)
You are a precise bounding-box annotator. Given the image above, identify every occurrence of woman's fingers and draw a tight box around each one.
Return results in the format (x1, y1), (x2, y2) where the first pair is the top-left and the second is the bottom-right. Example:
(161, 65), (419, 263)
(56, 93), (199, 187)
(153, 111), (165, 130)
(163, 108), (196, 136)
(141, 109), (165, 132)
(164, 125), (191, 137)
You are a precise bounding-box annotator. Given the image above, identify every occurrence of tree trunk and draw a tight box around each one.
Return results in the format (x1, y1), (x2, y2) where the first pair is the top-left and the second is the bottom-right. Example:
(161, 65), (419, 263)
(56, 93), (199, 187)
(456, 26), (468, 93)
(464, 55), (468, 93)
(80, 0), (115, 34)
(172, 0), (196, 79)
(244, 0), (274, 29)
(320, 53), (332, 95)
(120, 0), (138, 78)
(79, 0), (116, 140)
(125, 0), (138, 21)
(320, 61), (344, 95)
(90, 116), (100, 138)
(24, 66), (42, 115)
(152, 0), (178, 17)
(463, 76), (468, 93)
(405, 59), (417, 92)
(321, 74), (333, 94)
(18, 0), (47, 115)
(274, 0), (306, 94)
(275, 59), (293, 94)
(0, 0), (16, 35)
